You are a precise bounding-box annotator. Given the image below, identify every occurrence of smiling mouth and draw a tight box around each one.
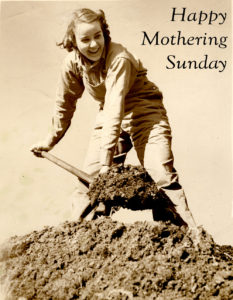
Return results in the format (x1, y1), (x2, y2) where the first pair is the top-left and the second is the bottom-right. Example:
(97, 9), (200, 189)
(88, 48), (100, 55)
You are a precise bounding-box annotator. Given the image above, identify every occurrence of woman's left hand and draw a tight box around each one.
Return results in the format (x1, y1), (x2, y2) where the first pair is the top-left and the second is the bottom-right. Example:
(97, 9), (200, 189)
(99, 166), (110, 174)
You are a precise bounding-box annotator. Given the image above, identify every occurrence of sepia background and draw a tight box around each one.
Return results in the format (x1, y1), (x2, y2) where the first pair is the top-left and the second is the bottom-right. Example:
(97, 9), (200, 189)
(0, 0), (232, 245)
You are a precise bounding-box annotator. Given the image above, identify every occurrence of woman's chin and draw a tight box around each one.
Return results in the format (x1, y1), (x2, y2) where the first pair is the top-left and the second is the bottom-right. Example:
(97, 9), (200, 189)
(87, 51), (102, 61)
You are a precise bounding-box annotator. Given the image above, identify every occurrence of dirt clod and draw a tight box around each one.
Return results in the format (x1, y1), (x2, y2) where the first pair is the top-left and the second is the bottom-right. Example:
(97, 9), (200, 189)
(88, 165), (185, 225)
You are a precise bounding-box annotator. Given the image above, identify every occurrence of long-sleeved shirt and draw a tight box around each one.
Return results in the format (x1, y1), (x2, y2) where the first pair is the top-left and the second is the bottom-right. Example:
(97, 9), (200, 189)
(45, 42), (162, 166)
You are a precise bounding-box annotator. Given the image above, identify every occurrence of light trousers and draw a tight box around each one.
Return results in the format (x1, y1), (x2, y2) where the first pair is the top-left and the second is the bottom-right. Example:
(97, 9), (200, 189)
(71, 99), (196, 227)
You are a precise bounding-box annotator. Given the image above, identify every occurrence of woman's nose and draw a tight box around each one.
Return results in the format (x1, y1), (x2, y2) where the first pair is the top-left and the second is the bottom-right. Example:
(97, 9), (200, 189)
(89, 39), (98, 48)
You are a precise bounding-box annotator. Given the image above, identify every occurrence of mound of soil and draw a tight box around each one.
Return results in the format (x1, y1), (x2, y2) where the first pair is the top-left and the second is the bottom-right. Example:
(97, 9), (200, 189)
(0, 165), (232, 299)
(0, 219), (233, 300)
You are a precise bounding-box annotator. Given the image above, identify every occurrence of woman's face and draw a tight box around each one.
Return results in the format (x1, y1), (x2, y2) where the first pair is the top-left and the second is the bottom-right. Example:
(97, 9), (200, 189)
(74, 20), (105, 62)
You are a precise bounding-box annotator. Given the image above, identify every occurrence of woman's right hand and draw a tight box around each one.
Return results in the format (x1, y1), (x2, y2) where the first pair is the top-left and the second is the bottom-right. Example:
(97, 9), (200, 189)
(30, 142), (53, 157)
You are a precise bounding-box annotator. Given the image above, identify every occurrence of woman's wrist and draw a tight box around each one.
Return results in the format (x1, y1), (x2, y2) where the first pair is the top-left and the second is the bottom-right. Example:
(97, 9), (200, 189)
(100, 149), (114, 166)
(99, 165), (110, 174)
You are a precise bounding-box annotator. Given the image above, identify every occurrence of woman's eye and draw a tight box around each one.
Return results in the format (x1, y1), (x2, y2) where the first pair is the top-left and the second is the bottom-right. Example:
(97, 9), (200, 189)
(81, 38), (90, 43)
(95, 34), (101, 39)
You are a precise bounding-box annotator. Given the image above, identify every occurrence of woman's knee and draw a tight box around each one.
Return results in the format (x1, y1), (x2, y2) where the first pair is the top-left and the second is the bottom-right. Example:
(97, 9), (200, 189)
(144, 156), (179, 189)
(70, 181), (90, 220)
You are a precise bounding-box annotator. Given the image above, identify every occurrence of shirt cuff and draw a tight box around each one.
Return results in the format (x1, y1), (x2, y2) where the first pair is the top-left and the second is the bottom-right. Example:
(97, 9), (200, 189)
(100, 149), (115, 166)
(44, 134), (58, 148)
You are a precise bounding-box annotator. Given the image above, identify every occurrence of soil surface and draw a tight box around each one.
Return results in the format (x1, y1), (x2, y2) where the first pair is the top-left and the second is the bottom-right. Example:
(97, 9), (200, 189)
(0, 166), (233, 300)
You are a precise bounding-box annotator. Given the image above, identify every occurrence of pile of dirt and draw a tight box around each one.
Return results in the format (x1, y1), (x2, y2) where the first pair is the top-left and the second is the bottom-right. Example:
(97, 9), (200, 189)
(0, 219), (233, 300)
(88, 165), (185, 225)
(0, 165), (232, 299)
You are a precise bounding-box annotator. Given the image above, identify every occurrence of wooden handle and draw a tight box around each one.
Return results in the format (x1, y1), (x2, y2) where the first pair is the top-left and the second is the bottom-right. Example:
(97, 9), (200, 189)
(41, 151), (93, 186)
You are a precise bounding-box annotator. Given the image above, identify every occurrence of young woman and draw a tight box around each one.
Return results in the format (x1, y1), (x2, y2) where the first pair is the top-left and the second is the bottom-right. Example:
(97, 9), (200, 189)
(31, 8), (196, 228)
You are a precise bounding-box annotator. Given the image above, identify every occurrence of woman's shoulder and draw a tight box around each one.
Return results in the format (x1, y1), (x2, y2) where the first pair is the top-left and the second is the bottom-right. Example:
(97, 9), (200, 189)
(62, 51), (78, 68)
(106, 42), (140, 70)
(60, 51), (83, 76)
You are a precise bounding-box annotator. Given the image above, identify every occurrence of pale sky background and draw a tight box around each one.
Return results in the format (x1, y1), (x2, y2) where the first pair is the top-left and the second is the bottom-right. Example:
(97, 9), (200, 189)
(0, 0), (232, 245)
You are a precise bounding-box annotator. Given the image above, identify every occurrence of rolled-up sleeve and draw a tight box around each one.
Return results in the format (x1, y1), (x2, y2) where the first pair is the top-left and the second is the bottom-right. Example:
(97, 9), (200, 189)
(45, 56), (85, 147)
(100, 57), (137, 166)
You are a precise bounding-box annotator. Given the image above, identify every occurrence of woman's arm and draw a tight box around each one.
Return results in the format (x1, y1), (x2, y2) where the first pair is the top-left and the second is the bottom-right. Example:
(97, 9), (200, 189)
(31, 55), (85, 156)
(45, 56), (85, 147)
(100, 57), (137, 166)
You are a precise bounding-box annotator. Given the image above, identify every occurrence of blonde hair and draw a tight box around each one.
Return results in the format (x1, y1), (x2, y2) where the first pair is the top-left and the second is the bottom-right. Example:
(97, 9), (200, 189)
(57, 8), (111, 52)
